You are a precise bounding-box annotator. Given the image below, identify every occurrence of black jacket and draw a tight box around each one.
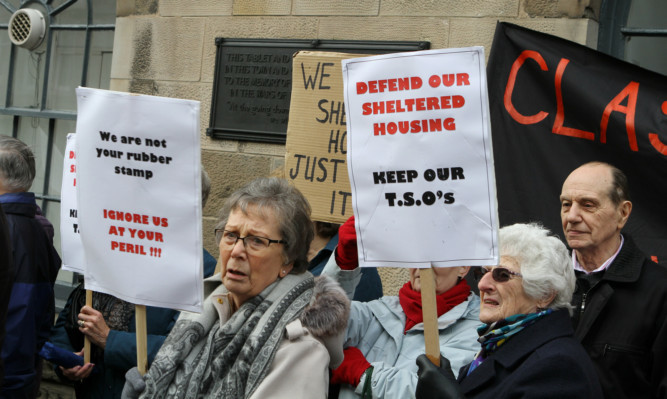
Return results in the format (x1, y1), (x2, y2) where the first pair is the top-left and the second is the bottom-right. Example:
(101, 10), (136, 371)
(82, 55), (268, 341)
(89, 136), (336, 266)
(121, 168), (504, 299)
(0, 207), (14, 385)
(457, 309), (602, 398)
(572, 235), (667, 399)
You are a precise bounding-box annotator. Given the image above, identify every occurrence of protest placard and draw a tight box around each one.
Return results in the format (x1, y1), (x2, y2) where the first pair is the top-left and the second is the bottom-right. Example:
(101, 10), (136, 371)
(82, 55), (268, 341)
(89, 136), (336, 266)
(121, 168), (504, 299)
(342, 47), (499, 268)
(75, 87), (203, 312)
(60, 133), (85, 274)
(285, 51), (368, 223)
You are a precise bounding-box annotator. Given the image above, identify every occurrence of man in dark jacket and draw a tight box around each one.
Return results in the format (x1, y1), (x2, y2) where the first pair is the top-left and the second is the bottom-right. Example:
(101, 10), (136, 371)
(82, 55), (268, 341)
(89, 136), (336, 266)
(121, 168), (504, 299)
(0, 136), (62, 398)
(0, 207), (14, 386)
(560, 161), (667, 398)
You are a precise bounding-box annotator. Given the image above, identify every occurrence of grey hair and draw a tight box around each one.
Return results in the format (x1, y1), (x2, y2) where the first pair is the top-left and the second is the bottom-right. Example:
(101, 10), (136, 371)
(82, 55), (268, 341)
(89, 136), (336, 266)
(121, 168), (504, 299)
(0, 136), (36, 192)
(215, 177), (313, 273)
(201, 166), (211, 208)
(499, 223), (575, 314)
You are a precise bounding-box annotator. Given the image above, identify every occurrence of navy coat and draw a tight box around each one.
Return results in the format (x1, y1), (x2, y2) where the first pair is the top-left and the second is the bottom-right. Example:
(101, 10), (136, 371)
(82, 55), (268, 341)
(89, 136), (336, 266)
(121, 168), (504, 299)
(1, 192), (61, 398)
(457, 309), (603, 399)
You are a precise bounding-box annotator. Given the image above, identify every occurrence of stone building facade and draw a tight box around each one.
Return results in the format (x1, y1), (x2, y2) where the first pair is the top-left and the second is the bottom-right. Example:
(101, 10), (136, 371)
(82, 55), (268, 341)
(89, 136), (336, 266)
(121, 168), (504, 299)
(107, 0), (600, 294)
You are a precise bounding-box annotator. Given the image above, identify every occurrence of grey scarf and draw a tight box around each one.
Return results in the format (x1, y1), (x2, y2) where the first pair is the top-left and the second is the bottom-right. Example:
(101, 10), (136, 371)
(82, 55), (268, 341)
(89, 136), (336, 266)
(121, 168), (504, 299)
(140, 273), (314, 399)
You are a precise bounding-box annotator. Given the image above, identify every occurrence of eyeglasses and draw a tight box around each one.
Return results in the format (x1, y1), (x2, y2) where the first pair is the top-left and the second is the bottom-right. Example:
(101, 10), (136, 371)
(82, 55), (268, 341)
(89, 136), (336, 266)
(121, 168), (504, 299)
(479, 267), (523, 283)
(215, 229), (286, 252)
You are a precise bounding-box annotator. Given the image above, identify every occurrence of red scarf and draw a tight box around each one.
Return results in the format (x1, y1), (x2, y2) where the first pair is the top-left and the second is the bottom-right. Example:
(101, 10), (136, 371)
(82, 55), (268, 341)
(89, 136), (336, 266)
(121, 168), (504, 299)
(398, 279), (471, 333)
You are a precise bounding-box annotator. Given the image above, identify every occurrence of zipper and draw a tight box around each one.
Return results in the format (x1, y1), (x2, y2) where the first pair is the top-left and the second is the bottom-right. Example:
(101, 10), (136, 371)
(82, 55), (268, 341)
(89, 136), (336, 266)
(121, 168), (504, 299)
(603, 344), (644, 357)
(580, 292), (587, 318)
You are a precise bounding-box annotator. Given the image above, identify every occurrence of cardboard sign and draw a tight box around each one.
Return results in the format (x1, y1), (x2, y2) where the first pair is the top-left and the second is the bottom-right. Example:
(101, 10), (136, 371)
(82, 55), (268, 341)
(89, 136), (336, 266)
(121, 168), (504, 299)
(285, 51), (369, 223)
(342, 48), (499, 268)
(75, 87), (203, 312)
(59, 133), (85, 274)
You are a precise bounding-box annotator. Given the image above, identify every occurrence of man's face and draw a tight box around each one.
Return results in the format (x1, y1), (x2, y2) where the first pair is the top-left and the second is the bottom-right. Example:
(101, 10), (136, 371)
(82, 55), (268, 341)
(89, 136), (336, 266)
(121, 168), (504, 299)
(559, 164), (630, 262)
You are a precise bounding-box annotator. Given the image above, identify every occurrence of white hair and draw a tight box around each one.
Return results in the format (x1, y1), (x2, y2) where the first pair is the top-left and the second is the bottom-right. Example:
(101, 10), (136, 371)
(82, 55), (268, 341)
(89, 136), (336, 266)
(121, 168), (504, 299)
(499, 223), (575, 314)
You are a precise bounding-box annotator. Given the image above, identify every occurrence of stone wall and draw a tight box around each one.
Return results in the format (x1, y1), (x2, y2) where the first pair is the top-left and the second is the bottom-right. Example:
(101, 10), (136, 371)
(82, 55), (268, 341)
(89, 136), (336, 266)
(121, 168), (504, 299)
(109, 0), (600, 295)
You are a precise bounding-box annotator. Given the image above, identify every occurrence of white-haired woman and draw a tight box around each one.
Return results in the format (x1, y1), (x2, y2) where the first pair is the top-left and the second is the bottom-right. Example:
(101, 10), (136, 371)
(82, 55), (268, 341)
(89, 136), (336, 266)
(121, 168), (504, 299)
(415, 223), (603, 399)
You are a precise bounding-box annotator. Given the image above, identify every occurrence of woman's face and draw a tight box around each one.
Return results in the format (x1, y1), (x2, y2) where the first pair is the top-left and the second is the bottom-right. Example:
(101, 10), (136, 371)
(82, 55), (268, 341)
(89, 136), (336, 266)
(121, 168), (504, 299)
(409, 266), (469, 295)
(478, 256), (538, 324)
(219, 206), (291, 308)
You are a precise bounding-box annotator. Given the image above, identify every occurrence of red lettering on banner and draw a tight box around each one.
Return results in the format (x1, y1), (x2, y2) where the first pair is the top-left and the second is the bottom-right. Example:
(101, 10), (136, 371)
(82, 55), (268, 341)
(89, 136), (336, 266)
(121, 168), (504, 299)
(648, 102), (667, 155)
(651, 255), (659, 263)
(553, 59), (595, 140)
(505, 49), (667, 156)
(600, 81), (639, 151)
(504, 50), (549, 124)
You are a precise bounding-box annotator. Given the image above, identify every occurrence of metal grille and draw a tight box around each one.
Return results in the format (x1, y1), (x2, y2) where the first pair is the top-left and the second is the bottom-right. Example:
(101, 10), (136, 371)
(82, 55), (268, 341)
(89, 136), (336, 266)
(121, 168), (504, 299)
(9, 11), (31, 42)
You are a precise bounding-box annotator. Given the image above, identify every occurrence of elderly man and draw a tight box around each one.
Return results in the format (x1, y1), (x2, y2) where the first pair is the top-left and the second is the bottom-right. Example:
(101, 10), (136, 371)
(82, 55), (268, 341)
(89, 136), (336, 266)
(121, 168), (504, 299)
(0, 136), (61, 398)
(560, 161), (667, 398)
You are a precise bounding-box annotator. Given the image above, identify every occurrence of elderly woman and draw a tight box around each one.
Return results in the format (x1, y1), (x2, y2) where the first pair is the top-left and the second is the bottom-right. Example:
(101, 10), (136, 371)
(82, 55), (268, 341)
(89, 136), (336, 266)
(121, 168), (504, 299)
(415, 223), (602, 398)
(122, 177), (350, 399)
(323, 216), (480, 399)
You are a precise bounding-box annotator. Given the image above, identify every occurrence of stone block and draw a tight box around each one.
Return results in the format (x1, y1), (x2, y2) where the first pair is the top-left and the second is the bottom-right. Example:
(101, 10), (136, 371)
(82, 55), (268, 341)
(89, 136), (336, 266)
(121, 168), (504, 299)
(293, 0), (379, 16)
(160, 0), (232, 17)
(521, 0), (599, 19)
(378, 267), (410, 296)
(318, 17), (449, 49)
(110, 17), (134, 80)
(113, 17), (205, 82)
(381, 0), (519, 17)
(448, 17), (598, 60)
(233, 0), (291, 15)
(201, 149), (273, 214)
(239, 141), (287, 156)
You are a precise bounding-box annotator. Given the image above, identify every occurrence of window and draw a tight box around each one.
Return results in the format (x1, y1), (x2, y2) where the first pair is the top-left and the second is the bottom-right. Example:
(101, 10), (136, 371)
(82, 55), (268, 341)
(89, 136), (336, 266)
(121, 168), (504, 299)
(0, 0), (115, 306)
(598, 0), (667, 74)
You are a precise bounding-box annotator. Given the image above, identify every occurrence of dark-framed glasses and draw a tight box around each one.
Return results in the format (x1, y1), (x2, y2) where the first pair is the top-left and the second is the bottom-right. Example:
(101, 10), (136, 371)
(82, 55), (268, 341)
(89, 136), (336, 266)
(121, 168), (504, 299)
(479, 266), (523, 283)
(215, 229), (286, 252)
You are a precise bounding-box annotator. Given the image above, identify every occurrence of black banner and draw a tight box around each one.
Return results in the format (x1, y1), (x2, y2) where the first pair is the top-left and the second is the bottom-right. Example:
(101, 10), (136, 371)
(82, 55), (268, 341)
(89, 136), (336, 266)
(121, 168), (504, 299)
(488, 22), (667, 265)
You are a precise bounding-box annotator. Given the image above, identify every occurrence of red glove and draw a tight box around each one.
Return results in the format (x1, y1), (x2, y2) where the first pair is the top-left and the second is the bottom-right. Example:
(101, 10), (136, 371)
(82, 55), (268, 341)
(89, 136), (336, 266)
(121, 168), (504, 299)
(335, 216), (358, 270)
(331, 347), (371, 387)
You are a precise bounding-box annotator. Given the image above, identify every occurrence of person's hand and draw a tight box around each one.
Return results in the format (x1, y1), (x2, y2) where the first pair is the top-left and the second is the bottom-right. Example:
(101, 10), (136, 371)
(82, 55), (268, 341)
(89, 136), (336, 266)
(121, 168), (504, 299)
(415, 354), (466, 399)
(335, 216), (358, 270)
(78, 305), (111, 349)
(59, 350), (95, 381)
(331, 347), (371, 387)
(121, 367), (146, 399)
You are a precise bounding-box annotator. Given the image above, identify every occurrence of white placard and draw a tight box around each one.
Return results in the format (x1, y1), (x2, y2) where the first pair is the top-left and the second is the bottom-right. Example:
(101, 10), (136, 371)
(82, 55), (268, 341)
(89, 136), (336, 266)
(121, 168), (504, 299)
(342, 47), (499, 268)
(75, 87), (203, 312)
(59, 133), (85, 274)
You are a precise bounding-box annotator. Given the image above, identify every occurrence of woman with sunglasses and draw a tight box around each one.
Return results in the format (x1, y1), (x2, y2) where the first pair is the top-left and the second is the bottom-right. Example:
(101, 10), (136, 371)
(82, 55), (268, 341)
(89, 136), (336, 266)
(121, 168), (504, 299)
(121, 177), (350, 398)
(415, 223), (602, 399)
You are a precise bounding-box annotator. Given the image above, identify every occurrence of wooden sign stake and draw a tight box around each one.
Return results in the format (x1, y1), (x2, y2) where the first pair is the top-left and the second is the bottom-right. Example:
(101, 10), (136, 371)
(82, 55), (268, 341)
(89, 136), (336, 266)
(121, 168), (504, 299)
(135, 305), (148, 375)
(419, 267), (441, 367)
(84, 290), (92, 364)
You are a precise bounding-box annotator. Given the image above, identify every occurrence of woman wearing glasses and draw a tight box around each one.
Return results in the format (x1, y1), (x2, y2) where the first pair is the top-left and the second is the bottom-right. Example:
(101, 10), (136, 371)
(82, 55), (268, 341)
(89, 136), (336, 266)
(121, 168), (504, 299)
(415, 223), (602, 398)
(122, 177), (350, 399)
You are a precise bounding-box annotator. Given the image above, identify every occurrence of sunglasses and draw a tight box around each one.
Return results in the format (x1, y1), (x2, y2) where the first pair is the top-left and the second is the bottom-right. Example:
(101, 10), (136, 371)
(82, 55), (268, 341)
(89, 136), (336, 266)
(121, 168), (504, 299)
(477, 267), (523, 283)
